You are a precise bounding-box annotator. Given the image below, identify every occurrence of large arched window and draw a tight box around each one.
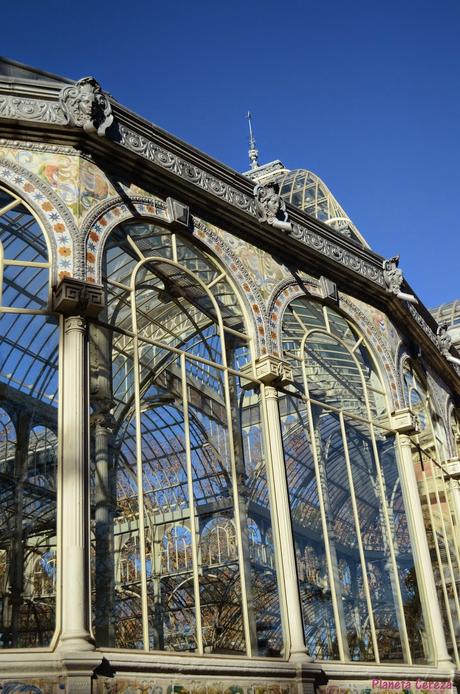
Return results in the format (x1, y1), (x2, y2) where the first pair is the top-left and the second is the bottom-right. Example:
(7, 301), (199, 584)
(279, 298), (427, 664)
(0, 186), (58, 648)
(403, 361), (460, 666)
(89, 221), (282, 656)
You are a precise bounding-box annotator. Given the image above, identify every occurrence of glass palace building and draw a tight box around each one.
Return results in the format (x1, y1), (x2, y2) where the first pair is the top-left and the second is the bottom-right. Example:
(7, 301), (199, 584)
(0, 57), (459, 693)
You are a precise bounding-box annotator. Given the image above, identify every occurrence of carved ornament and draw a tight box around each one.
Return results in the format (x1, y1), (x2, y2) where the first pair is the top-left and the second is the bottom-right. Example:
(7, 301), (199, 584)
(60, 77), (113, 136)
(254, 182), (292, 232)
(383, 255), (403, 295)
(383, 255), (417, 304)
(53, 277), (105, 317)
(437, 323), (452, 356)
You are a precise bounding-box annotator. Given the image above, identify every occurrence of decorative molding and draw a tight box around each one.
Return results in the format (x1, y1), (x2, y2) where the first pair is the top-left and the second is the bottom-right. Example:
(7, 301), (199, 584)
(0, 138), (76, 156)
(289, 222), (385, 285)
(0, 95), (66, 123)
(60, 77), (113, 136)
(63, 315), (86, 334)
(444, 457), (460, 479)
(54, 277), (105, 317)
(118, 124), (256, 213)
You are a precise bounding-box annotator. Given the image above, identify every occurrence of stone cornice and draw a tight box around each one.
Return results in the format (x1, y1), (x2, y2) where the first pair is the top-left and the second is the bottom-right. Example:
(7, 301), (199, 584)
(1, 76), (460, 394)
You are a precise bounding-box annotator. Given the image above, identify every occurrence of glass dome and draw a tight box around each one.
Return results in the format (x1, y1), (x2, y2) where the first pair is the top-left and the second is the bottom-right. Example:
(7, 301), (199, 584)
(276, 168), (367, 246)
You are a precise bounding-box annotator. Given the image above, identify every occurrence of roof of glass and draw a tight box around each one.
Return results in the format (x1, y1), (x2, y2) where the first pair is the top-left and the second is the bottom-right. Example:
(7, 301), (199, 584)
(0, 56), (70, 85)
(245, 160), (367, 247)
(430, 299), (460, 328)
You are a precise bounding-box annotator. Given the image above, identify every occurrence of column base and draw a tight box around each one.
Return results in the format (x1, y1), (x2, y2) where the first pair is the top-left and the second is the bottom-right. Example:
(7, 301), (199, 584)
(289, 648), (313, 663)
(57, 632), (96, 653)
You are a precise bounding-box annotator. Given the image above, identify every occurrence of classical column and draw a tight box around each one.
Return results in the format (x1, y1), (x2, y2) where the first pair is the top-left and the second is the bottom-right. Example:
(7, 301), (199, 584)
(245, 355), (310, 662)
(53, 278), (105, 652)
(390, 408), (452, 666)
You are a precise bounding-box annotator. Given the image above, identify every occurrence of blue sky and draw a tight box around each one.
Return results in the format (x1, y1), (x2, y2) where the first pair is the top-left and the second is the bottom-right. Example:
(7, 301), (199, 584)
(2, 0), (459, 307)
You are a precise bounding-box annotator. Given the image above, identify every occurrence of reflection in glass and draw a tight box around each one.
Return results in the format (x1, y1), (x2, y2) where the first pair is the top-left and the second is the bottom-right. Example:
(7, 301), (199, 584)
(0, 188), (57, 648)
(90, 222), (282, 655)
(281, 297), (428, 664)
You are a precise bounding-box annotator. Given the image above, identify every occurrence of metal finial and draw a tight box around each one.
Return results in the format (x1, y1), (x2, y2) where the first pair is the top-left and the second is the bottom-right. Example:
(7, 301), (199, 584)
(247, 111), (259, 170)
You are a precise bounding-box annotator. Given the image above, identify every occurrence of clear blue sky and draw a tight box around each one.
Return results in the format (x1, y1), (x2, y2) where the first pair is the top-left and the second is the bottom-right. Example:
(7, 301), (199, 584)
(2, 0), (459, 307)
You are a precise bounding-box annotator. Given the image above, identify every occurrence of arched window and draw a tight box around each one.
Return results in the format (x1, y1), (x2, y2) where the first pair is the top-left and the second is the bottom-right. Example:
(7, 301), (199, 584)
(402, 360), (460, 665)
(279, 298), (427, 664)
(0, 187), (58, 649)
(89, 221), (282, 656)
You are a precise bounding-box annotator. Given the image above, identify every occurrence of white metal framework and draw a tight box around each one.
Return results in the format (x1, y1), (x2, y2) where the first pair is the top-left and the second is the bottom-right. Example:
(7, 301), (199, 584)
(0, 188), (459, 675)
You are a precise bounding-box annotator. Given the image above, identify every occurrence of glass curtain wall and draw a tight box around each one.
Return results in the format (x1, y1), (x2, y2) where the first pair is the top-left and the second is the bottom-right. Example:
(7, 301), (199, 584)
(403, 362), (460, 667)
(279, 298), (427, 664)
(89, 221), (282, 656)
(0, 187), (58, 648)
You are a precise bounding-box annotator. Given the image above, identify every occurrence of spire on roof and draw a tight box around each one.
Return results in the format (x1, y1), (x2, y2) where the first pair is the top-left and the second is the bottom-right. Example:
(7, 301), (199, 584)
(246, 111), (259, 170)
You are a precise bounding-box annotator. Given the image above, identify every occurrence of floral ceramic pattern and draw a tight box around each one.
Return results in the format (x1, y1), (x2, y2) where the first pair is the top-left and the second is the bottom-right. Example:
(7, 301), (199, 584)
(0, 155), (75, 280)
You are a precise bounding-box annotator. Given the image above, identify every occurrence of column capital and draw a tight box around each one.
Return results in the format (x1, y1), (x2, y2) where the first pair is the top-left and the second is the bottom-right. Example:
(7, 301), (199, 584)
(53, 277), (105, 318)
(389, 407), (420, 435)
(241, 354), (293, 388)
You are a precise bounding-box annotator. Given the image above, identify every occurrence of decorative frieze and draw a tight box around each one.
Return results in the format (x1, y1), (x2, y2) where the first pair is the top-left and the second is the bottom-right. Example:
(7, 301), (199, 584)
(118, 123), (256, 212)
(0, 95), (66, 123)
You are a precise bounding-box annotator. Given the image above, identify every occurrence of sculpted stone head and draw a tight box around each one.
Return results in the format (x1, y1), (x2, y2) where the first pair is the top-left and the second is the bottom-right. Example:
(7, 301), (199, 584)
(60, 76), (113, 136)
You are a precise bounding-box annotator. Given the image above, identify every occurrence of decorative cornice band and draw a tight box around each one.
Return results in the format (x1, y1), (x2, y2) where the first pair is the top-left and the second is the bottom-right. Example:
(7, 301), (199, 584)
(0, 94), (66, 123)
(118, 124), (256, 214)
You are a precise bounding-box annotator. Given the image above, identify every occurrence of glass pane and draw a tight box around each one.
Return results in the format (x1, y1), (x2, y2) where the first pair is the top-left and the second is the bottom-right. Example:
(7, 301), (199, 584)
(280, 393), (339, 659)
